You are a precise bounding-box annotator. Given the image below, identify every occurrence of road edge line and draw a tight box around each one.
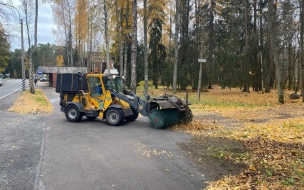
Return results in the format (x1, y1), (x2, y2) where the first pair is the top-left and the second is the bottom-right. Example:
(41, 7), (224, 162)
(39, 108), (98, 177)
(0, 87), (21, 100)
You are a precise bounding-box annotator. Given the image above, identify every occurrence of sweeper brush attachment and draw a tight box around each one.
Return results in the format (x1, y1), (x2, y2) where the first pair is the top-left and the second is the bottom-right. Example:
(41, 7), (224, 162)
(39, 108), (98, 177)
(149, 109), (193, 129)
(147, 92), (193, 129)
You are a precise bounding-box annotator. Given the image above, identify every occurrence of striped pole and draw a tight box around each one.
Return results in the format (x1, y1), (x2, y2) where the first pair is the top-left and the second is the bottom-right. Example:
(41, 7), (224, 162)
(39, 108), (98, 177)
(21, 19), (25, 91)
(22, 78), (25, 91)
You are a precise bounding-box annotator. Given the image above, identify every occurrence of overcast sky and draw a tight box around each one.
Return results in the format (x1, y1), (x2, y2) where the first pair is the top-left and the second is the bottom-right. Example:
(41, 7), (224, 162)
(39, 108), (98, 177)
(9, 1), (56, 50)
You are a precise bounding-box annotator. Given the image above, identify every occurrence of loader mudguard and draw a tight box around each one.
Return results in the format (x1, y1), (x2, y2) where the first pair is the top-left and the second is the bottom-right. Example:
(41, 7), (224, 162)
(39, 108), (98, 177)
(105, 104), (133, 118)
(110, 90), (150, 117)
(106, 104), (122, 109)
(65, 102), (85, 113)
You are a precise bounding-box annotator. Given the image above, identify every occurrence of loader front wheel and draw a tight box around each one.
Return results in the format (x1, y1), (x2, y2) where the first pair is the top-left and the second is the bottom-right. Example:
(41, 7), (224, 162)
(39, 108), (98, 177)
(105, 108), (124, 126)
(65, 105), (81, 122)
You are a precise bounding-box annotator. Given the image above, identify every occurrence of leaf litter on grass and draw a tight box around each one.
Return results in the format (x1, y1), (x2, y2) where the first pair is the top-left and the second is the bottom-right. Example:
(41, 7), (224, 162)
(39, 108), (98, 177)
(172, 86), (304, 189)
(8, 88), (53, 114)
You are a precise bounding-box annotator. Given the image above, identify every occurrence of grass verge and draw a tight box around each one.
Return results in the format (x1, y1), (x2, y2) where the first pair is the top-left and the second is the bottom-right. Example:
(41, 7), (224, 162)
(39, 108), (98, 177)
(8, 88), (53, 114)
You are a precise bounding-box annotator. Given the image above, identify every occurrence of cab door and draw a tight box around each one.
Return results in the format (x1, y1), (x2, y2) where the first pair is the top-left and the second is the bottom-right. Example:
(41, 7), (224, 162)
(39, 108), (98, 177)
(87, 76), (105, 109)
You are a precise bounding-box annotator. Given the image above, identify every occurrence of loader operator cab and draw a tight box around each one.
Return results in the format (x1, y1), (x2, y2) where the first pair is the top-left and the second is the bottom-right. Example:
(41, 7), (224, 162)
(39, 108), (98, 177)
(102, 75), (124, 93)
(87, 75), (124, 98)
(88, 76), (103, 97)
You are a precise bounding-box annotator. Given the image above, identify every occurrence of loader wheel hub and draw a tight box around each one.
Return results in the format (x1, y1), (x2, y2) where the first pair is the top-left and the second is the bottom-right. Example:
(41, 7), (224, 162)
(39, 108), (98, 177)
(68, 109), (77, 118)
(109, 112), (118, 123)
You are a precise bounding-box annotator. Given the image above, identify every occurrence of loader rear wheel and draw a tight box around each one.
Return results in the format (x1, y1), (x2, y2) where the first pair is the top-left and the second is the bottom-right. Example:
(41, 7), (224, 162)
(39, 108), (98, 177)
(65, 105), (82, 122)
(125, 107), (139, 122)
(105, 108), (124, 126)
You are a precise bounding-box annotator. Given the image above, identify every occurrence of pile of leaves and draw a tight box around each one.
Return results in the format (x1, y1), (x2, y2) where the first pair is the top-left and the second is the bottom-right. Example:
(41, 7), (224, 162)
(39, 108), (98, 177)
(8, 89), (53, 114)
(172, 86), (304, 189)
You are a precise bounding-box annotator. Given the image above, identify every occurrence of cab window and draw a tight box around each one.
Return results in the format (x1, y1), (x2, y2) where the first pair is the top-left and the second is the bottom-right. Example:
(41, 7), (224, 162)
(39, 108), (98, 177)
(88, 77), (102, 97)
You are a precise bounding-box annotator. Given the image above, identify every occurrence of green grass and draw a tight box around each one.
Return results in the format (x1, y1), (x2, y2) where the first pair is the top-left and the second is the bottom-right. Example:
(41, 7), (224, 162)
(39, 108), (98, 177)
(135, 84), (274, 109)
(32, 90), (49, 106)
(282, 123), (304, 131)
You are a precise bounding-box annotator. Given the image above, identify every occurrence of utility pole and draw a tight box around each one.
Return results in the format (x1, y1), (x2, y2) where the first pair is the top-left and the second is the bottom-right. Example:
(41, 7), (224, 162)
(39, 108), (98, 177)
(1, 3), (25, 91)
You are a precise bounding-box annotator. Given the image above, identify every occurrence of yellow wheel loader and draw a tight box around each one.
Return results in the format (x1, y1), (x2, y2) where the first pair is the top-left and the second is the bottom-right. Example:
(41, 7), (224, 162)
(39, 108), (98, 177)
(56, 72), (192, 128)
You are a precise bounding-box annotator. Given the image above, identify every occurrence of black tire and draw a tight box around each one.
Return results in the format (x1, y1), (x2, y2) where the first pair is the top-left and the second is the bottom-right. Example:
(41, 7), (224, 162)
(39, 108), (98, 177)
(86, 116), (97, 120)
(77, 112), (84, 121)
(65, 105), (81, 122)
(105, 108), (124, 126)
(125, 107), (139, 122)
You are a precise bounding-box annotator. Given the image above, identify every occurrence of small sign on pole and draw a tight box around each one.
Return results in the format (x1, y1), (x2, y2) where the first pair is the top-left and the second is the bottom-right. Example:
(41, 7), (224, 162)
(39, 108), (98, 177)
(198, 58), (206, 63)
(38, 70), (42, 75)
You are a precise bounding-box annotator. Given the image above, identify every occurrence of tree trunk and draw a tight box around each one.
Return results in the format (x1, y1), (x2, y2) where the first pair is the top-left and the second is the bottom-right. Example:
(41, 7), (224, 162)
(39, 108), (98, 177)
(124, 1), (130, 83)
(254, 0), (259, 92)
(208, 0), (214, 89)
(297, 50), (301, 93)
(143, 0), (148, 94)
(301, 0), (304, 100)
(104, 0), (110, 74)
(68, 9), (73, 67)
(89, 14), (92, 72)
(119, 12), (124, 77)
(242, 0), (249, 92)
(265, 37), (272, 93)
(25, 0), (38, 94)
(130, 0), (137, 93)
(173, 0), (179, 94)
(259, 0), (264, 93)
(124, 42), (128, 81)
(115, 0), (123, 77)
(268, 0), (284, 103)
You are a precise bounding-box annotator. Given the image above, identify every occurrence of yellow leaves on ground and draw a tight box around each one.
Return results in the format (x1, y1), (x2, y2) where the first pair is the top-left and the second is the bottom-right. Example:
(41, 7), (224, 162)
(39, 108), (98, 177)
(173, 120), (220, 136)
(189, 86), (304, 116)
(8, 89), (53, 114)
(207, 135), (304, 189)
(134, 141), (173, 158)
(173, 86), (304, 189)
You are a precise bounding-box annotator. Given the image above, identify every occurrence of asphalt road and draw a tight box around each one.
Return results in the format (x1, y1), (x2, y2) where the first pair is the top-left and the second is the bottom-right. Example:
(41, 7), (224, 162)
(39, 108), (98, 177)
(1, 82), (208, 190)
(0, 79), (24, 100)
(0, 81), (46, 190)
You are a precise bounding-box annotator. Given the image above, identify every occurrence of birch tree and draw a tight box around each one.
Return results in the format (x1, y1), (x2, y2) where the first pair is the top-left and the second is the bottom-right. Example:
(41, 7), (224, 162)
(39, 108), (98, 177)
(268, 0), (284, 103)
(130, 0), (137, 93)
(103, 0), (110, 74)
(172, 0), (179, 94)
(114, 0), (123, 77)
(21, 0), (38, 93)
(143, 0), (148, 94)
